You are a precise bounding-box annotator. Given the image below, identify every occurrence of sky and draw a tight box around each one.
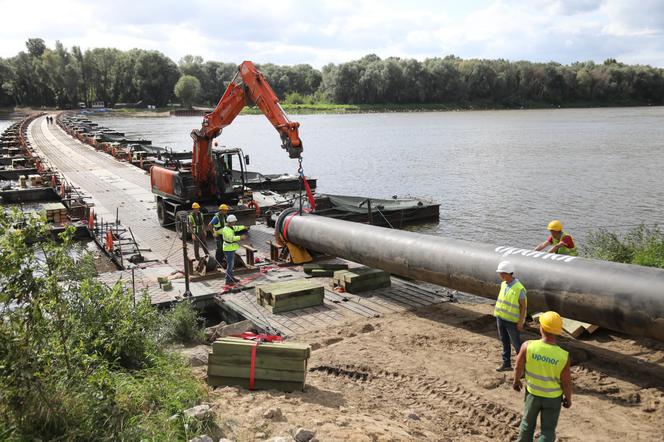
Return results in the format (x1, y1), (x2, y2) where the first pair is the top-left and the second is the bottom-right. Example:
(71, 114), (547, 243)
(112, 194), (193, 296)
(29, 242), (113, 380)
(1, 0), (663, 67)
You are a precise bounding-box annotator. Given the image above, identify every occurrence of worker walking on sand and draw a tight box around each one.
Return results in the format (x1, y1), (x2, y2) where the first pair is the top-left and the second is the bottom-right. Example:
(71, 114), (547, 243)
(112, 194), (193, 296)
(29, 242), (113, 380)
(494, 260), (527, 372)
(513, 311), (572, 442)
(534, 220), (577, 255)
(221, 214), (247, 285)
(188, 202), (206, 260)
(209, 204), (230, 267)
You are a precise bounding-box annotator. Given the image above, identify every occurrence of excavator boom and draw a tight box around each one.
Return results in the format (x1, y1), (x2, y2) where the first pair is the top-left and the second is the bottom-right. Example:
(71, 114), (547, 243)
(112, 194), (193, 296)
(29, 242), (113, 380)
(191, 61), (302, 186)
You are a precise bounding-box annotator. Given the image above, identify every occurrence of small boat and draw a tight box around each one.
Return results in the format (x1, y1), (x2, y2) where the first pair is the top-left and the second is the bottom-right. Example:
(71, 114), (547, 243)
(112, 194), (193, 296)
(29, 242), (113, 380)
(313, 194), (440, 228)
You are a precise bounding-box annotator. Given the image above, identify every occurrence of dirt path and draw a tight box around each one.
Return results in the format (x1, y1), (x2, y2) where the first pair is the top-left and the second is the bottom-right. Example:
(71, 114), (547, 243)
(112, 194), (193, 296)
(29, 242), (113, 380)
(201, 301), (664, 441)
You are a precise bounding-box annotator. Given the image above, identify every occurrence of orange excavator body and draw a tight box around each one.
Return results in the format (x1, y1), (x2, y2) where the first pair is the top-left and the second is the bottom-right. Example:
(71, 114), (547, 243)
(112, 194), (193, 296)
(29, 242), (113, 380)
(150, 61), (303, 204)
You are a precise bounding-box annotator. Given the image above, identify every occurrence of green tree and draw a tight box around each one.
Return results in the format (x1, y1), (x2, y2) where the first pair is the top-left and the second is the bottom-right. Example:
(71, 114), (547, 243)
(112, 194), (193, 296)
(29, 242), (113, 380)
(134, 50), (179, 106)
(26, 38), (46, 57)
(174, 74), (202, 107)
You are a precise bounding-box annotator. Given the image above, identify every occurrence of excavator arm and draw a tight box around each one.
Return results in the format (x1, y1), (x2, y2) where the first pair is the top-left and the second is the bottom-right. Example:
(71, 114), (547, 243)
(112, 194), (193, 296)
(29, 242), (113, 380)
(191, 61), (302, 184)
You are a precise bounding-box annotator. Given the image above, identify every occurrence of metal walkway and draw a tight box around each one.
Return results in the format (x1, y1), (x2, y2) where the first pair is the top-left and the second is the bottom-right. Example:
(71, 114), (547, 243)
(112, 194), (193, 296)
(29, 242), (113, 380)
(28, 115), (184, 267)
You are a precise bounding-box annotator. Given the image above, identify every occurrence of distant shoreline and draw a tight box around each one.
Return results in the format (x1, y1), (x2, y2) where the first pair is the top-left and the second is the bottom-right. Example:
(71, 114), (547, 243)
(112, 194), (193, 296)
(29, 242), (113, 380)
(1, 101), (661, 118)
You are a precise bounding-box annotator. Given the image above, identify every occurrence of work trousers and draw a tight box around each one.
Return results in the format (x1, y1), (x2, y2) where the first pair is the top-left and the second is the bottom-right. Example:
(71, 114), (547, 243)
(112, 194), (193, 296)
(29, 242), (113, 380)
(192, 230), (206, 260)
(517, 391), (563, 442)
(215, 238), (226, 268)
(224, 250), (236, 284)
(497, 317), (521, 367)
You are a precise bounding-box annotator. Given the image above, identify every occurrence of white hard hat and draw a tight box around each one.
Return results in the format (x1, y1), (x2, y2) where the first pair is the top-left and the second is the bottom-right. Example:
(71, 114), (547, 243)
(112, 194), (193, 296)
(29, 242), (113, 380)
(496, 260), (515, 274)
(226, 214), (238, 223)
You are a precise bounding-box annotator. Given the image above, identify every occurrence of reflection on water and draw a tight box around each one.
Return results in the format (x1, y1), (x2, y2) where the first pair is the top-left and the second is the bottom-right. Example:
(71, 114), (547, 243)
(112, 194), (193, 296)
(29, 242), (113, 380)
(84, 107), (664, 248)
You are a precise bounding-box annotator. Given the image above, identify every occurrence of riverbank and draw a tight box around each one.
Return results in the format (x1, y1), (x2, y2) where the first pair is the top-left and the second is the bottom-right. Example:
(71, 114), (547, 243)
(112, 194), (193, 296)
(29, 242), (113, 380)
(112, 100), (663, 115)
(4, 100), (660, 118)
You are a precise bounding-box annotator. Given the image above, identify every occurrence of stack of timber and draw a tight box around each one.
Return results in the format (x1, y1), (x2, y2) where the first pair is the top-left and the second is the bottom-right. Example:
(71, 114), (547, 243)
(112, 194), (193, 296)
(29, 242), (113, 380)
(256, 279), (324, 313)
(208, 337), (310, 391)
(43, 202), (67, 223)
(303, 262), (348, 277)
(28, 174), (42, 186)
(332, 266), (391, 293)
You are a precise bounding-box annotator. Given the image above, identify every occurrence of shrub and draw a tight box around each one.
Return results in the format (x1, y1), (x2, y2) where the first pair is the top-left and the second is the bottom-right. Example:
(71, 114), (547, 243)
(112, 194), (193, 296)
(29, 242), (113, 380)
(162, 301), (206, 344)
(0, 210), (207, 440)
(284, 91), (314, 105)
(583, 224), (664, 268)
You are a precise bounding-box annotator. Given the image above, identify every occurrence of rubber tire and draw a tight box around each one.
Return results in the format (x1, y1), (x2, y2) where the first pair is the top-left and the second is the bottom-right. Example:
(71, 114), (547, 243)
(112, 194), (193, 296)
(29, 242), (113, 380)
(174, 211), (189, 240)
(157, 199), (171, 227)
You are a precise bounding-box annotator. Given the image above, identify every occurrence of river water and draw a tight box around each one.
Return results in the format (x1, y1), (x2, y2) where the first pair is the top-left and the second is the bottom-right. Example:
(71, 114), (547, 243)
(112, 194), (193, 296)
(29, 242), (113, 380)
(63, 107), (664, 248)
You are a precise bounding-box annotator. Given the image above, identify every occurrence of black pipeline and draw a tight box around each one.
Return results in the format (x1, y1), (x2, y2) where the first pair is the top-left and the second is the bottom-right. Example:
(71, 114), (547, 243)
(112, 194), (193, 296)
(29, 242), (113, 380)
(277, 211), (664, 341)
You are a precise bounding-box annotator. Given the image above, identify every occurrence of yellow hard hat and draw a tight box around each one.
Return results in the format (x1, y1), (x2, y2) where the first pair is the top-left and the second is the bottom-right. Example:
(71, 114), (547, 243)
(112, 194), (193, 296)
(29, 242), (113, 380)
(219, 204), (230, 211)
(192, 202), (200, 209)
(547, 220), (563, 231)
(540, 311), (563, 335)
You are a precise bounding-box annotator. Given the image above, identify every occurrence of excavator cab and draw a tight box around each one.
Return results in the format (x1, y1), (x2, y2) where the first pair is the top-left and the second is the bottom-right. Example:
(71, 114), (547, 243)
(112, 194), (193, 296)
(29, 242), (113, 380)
(211, 147), (250, 204)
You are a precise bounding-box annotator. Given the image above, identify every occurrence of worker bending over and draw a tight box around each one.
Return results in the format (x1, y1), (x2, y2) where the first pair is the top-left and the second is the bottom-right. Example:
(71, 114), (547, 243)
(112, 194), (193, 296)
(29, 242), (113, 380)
(494, 261), (528, 372)
(188, 202), (206, 260)
(209, 204), (230, 267)
(513, 311), (572, 442)
(222, 214), (247, 286)
(534, 220), (577, 255)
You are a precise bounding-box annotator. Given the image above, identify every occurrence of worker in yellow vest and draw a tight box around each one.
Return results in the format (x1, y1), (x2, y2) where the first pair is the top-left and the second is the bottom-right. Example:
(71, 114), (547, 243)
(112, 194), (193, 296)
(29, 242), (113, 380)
(222, 214), (247, 285)
(494, 260), (528, 371)
(209, 204), (230, 267)
(188, 202), (206, 260)
(534, 220), (577, 255)
(513, 311), (572, 442)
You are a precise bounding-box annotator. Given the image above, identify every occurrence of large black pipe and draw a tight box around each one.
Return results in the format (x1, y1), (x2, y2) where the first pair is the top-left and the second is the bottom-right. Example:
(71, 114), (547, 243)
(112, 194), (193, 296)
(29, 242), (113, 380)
(277, 212), (664, 341)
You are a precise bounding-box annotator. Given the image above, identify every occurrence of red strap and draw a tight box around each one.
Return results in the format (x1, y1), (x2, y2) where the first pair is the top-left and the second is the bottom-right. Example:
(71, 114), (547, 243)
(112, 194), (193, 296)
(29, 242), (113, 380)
(231, 332), (283, 391)
(232, 332), (284, 342)
(302, 176), (316, 210)
(282, 212), (298, 242)
(249, 342), (257, 390)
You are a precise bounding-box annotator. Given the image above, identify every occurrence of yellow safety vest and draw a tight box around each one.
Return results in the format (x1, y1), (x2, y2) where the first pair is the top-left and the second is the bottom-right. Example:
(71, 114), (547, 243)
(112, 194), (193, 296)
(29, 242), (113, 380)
(188, 211), (203, 234)
(525, 339), (568, 398)
(494, 280), (526, 323)
(222, 225), (244, 252)
(212, 212), (226, 235)
(552, 231), (577, 256)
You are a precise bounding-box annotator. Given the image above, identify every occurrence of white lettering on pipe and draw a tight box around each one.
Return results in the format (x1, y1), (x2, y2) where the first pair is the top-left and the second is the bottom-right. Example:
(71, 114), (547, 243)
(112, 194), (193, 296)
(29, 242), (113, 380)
(495, 246), (577, 263)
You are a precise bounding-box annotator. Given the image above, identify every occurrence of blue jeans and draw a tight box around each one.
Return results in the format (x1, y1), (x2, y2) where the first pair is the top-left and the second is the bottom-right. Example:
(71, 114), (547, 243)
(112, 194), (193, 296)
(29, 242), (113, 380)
(224, 250), (235, 284)
(497, 317), (521, 367)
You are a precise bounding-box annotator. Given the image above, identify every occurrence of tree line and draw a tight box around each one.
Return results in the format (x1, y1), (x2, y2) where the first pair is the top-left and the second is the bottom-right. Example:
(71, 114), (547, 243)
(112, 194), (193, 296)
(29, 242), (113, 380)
(1, 38), (663, 108)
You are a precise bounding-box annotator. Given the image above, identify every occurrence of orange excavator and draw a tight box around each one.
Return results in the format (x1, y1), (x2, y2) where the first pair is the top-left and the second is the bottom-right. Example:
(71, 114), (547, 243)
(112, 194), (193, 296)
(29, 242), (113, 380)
(150, 61), (303, 229)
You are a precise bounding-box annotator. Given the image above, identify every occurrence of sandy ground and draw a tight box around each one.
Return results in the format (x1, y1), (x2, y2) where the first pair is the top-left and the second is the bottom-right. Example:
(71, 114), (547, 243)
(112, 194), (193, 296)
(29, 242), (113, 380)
(194, 299), (664, 441)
